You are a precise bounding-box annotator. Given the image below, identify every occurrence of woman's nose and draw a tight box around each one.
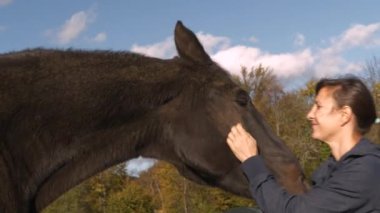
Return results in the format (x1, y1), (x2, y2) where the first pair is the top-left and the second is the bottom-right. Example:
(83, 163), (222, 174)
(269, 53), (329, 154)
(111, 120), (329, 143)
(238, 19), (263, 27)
(306, 107), (314, 120)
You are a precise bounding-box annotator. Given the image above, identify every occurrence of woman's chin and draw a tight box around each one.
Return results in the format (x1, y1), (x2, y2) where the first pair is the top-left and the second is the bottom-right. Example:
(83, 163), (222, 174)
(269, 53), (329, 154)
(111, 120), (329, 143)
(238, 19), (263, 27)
(311, 132), (320, 140)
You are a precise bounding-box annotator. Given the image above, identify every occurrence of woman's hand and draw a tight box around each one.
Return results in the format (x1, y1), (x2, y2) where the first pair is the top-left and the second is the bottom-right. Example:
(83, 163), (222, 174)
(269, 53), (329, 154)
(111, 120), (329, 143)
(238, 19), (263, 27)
(226, 123), (258, 162)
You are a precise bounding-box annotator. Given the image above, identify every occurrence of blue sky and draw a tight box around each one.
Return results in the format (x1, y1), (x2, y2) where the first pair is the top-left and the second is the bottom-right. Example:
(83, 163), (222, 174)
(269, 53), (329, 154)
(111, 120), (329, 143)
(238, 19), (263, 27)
(1, 0), (380, 90)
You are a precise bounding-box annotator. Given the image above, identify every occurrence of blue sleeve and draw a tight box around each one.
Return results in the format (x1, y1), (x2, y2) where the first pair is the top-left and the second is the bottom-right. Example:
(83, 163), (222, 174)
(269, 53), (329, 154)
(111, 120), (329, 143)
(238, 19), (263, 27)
(241, 156), (373, 213)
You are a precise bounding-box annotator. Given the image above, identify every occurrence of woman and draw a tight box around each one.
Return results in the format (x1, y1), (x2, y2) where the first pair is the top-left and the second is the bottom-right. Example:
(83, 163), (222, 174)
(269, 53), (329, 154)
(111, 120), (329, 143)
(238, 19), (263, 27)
(227, 76), (380, 212)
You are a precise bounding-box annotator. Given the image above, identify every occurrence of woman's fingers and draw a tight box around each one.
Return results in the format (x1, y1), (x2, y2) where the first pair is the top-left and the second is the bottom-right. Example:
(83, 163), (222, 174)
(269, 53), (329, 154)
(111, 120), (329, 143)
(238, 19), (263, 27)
(226, 123), (258, 162)
(236, 123), (249, 136)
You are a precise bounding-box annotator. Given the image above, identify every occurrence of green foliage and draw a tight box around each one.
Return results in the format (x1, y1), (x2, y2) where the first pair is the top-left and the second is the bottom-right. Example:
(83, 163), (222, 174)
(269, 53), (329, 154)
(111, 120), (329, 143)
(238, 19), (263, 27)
(106, 183), (156, 213)
(140, 161), (254, 212)
(43, 185), (86, 213)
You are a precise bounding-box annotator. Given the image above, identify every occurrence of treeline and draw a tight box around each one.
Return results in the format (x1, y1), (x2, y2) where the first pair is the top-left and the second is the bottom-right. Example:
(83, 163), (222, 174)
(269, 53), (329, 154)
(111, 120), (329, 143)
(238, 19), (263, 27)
(43, 162), (254, 213)
(43, 57), (380, 212)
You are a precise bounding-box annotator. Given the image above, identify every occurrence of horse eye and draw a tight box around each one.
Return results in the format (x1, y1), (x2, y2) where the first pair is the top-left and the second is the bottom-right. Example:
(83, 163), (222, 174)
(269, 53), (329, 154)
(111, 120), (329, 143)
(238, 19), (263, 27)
(235, 90), (249, 106)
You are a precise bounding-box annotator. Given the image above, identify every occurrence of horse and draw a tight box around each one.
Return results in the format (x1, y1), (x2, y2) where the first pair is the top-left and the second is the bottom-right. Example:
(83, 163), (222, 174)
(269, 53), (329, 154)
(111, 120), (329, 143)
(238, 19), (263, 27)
(0, 21), (308, 213)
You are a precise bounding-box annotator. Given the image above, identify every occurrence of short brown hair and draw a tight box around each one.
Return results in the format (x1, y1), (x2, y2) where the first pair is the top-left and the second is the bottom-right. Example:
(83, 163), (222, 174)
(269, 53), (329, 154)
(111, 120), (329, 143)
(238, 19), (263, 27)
(316, 76), (377, 134)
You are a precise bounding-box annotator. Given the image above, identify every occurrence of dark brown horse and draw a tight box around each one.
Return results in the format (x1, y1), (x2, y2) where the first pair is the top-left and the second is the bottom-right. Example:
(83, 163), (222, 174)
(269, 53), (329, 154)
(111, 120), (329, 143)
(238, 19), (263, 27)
(0, 21), (308, 213)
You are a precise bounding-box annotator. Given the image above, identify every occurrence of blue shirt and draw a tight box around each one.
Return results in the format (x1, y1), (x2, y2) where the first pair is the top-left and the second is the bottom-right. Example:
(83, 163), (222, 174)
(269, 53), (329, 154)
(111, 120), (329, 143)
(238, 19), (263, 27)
(241, 138), (380, 213)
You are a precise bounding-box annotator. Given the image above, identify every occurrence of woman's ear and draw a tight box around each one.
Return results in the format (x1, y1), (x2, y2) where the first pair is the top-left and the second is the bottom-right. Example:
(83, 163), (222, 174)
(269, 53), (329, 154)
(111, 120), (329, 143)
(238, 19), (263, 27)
(340, 106), (353, 126)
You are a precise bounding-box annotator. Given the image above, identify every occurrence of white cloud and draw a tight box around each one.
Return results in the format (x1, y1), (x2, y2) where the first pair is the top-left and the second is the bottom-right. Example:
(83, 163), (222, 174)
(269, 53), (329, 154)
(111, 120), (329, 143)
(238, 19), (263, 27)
(313, 53), (346, 77)
(90, 32), (107, 43)
(0, 0), (12, 7)
(294, 33), (305, 47)
(57, 11), (93, 44)
(0, 26), (6, 32)
(131, 37), (176, 59)
(312, 22), (380, 78)
(217, 23), (380, 80)
(47, 7), (96, 45)
(195, 32), (230, 54)
(334, 23), (380, 50)
(212, 46), (314, 78)
(212, 45), (261, 75)
(125, 156), (157, 178)
(312, 49), (363, 78)
(375, 38), (380, 45)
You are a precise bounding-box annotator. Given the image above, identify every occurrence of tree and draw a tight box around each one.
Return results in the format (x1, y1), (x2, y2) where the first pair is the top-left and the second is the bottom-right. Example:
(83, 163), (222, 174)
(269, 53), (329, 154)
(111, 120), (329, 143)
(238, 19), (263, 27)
(140, 161), (255, 212)
(80, 163), (128, 213)
(42, 185), (85, 213)
(105, 179), (156, 213)
(239, 65), (284, 135)
(363, 56), (380, 143)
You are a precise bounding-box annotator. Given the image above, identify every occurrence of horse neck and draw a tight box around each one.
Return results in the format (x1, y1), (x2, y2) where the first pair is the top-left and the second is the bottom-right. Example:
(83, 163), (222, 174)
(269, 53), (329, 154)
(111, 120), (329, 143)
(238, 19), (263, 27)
(35, 114), (165, 211)
(32, 54), (180, 211)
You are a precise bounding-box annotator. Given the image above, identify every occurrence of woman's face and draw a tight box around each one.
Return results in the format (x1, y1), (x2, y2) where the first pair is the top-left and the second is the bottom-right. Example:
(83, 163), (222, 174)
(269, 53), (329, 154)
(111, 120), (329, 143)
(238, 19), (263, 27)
(307, 87), (342, 142)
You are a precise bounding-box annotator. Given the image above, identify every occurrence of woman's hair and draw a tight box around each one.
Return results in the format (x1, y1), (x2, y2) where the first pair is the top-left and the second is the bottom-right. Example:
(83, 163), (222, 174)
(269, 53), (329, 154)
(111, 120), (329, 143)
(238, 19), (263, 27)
(316, 76), (377, 134)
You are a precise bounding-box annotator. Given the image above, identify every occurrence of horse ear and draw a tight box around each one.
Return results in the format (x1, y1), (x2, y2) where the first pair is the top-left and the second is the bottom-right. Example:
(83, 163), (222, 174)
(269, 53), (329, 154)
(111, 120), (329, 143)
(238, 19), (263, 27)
(174, 21), (212, 64)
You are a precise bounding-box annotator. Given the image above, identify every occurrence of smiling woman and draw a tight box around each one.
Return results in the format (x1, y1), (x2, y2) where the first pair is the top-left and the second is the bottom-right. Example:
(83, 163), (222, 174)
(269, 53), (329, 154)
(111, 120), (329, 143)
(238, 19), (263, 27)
(227, 76), (380, 212)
